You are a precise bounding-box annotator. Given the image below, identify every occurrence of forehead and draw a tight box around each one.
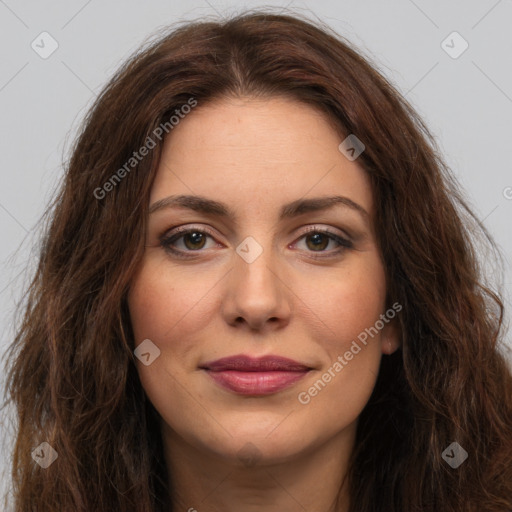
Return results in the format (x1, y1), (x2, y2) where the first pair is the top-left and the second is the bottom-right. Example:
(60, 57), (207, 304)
(150, 95), (374, 221)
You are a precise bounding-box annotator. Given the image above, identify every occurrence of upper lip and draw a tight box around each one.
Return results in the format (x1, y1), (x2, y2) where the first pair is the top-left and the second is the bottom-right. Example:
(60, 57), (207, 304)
(200, 355), (312, 372)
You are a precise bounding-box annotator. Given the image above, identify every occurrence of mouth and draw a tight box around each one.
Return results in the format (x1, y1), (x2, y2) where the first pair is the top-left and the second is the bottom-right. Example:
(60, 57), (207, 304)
(199, 355), (313, 395)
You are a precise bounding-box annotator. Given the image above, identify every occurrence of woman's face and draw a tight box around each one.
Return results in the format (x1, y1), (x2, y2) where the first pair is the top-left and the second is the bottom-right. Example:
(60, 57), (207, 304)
(128, 95), (400, 465)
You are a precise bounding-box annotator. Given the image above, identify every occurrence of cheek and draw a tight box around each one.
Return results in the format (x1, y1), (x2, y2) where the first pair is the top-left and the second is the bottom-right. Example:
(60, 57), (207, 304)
(127, 259), (217, 429)
(291, 256), (386, 423)
(128, 257), (218, 351)
(294, 253), (387, 350)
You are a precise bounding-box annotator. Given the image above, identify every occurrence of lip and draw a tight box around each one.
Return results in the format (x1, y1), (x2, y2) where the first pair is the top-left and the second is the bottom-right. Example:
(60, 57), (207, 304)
(200, 355), (312, 395)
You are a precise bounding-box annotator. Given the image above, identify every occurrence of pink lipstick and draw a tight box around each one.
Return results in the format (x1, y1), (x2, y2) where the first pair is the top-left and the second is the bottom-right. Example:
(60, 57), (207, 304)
(199, 355), (312, 395)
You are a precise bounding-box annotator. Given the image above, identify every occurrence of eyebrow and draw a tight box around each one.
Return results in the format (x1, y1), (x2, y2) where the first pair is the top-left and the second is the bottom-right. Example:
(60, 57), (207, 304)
(148, 194), (369, 223)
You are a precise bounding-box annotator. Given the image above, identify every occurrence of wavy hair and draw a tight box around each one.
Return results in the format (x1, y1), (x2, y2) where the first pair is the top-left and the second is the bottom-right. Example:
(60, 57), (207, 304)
(3, 10), (512, 512)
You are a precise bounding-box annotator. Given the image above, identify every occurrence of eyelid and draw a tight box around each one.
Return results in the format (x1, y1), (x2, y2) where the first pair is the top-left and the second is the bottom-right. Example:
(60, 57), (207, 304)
(163, 224), (218, 239)
(300, 224), (351, 239)
(161, 223), (350, 241)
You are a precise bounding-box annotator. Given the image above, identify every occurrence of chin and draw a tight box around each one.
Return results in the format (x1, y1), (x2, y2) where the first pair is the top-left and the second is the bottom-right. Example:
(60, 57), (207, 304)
(215, 434), (312, 467)
(165, 411), (315, 465)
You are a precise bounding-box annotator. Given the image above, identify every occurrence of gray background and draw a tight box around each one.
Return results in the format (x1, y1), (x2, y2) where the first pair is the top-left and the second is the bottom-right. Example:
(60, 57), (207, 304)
(1, 0), (511, 504)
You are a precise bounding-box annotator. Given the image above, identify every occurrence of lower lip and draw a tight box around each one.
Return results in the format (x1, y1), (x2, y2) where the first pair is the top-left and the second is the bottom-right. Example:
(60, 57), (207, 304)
(204, 370), (310, 395)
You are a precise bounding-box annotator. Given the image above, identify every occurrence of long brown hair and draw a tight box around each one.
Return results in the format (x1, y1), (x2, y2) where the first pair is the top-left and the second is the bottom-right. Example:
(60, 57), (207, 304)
(3, 10), (511, 511)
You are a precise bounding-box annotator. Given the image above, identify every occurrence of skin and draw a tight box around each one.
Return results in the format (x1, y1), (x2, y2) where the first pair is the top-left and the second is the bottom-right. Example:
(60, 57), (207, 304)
(128, 95), (400, 512)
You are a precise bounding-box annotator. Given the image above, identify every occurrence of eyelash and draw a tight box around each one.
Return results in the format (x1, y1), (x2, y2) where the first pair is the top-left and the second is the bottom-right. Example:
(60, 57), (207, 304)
(159, 225), (353, 260)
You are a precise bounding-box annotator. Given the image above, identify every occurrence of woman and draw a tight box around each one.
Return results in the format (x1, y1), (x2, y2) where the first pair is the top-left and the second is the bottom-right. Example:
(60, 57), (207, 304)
(3, 10), (512, 512)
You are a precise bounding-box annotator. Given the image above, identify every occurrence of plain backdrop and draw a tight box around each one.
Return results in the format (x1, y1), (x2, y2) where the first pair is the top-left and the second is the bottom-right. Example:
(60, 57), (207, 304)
(1, 0), (511, 503)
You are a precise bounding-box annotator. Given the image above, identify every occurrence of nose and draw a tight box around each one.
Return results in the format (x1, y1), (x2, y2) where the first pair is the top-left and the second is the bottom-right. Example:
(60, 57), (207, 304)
(221, 242), (292, 332)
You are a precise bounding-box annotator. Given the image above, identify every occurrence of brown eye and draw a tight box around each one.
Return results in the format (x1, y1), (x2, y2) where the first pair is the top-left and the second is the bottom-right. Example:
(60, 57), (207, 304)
(305, 232), (330, 251)
(160, 227), (218, 257)
(182, 231), (207, 250)
(294, 228), (353, 257)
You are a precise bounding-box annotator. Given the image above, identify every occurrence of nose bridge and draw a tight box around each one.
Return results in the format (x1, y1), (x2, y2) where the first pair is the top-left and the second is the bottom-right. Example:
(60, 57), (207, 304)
(223, 231), (291, 329)
(234, 232), (278, 292)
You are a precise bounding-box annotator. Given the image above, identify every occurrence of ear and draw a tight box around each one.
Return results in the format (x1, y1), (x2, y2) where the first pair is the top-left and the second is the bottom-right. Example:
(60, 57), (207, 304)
(380, 317), (401, 355)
